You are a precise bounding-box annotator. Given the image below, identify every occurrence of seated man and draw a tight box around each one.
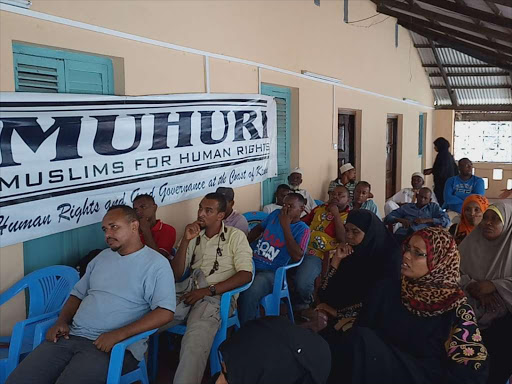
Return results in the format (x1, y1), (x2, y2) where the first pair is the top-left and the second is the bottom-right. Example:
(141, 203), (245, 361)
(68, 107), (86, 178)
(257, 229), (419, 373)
(133, 193), (176, 259)
(443, 158), (485, 214)
(263, 184), (292, 214)
(169, 193), (253, 384)
(384, 187), (450, 243)
(384, 172), (438, 216)
(238, 193), (311, 324)
(216, 187), (249, 235)
(288, 168), (317, 215)
(7, 205), (176, 384)
(351, 181), (380, 219)
(294, 185), (350, 310)
(329, 163), (357, 200)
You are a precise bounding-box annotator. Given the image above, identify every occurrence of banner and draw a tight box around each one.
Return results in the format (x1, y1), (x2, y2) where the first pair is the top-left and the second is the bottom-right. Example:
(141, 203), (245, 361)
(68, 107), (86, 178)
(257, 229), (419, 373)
(0, 93), (277, 247)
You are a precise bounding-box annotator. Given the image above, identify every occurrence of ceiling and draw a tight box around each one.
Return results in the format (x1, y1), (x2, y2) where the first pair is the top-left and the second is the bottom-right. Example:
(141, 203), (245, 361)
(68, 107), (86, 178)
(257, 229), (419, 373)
(371, 0), (512, 111)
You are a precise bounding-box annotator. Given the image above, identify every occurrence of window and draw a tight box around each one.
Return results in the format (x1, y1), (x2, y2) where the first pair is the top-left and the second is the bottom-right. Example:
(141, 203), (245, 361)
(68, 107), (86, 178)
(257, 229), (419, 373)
(454, 121), (512, 163)
(13, 43), (114, 94)
(14, 43), (115, 275)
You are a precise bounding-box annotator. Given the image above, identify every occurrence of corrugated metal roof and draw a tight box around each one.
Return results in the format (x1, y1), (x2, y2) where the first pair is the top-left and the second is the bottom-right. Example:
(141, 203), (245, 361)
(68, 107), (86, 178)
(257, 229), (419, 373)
(410, 30), (512, 108)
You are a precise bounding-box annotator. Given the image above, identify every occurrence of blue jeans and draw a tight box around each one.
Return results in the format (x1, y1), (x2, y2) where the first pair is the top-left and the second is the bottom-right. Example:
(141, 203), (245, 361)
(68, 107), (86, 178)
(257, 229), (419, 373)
(238, 270), (275, 325)
(293, 254), (322, 309)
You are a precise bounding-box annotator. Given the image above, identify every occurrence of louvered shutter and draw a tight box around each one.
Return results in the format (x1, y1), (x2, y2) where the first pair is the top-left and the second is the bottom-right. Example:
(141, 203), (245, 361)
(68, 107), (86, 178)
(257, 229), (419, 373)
(261, 84), (291, 206)
(14, 53), (66, 93)
(65, 59), (112, 94)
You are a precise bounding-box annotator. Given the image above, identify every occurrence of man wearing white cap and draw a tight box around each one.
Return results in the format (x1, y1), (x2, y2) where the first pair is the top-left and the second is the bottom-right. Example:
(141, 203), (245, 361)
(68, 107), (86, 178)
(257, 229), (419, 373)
(329, 163), (357, 200)
(384, 172), (438, 216)
(288, 168), (317, 216)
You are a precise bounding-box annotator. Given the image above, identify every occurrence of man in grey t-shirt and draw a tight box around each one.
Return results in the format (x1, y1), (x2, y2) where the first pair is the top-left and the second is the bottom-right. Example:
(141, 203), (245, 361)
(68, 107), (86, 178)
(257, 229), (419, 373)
(7, 205), (176, 384)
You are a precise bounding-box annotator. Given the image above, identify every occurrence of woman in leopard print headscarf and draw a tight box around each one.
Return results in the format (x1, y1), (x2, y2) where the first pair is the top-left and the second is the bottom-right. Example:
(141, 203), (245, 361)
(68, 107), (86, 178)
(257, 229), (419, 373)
(328, 227), (489, 384)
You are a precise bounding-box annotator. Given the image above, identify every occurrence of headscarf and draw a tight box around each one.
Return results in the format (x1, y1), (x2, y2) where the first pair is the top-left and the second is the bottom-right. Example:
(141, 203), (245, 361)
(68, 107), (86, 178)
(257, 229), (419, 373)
(218, 316), (331, 384)
(454, 194), (489, 245)
(318, 210), (401, 309)
(459, 202), (512, 315)
(432, 137), (458, 188)
(401, 227), (466, 317)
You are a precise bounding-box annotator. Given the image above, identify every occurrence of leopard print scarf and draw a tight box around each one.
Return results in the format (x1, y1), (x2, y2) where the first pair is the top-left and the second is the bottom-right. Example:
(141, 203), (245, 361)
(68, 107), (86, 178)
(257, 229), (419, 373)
(401, 227), (466, 317)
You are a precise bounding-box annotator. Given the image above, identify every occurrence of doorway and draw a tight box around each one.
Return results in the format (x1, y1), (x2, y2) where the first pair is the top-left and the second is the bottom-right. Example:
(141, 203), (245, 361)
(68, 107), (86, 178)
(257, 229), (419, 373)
(338, 113), (356, 178)
(386, 117), (398, 199)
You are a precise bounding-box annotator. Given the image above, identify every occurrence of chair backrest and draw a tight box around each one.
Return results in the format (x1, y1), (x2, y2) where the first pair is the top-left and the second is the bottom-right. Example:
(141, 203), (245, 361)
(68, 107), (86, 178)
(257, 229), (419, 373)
(242, 211), (269, 231)
(0, 266), (79, 318)
(315, 199), (324, 206)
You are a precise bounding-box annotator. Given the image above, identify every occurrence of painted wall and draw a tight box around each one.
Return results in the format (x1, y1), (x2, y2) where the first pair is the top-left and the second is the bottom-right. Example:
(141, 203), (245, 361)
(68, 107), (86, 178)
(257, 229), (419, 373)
(0, 0), (434, 334)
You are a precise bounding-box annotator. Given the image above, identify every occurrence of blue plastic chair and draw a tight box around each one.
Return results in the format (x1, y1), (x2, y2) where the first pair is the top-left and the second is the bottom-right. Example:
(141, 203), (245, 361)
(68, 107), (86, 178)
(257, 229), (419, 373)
(149, 266), (255, 381)
(32, 317), (155, 384)
(314, 199), (324, 206)
(243, 211), (268, 231)
(260, 257), (303, 323)
(0, 266), (79, 382)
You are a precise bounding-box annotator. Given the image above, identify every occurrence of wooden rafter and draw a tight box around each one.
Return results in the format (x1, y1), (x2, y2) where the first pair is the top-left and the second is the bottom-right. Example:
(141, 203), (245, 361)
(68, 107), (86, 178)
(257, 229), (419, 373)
(431, 85), (512, 89)
(437, 105), (512, 111)
(428, 72), (510, 77)
(428, 39), (458, 106)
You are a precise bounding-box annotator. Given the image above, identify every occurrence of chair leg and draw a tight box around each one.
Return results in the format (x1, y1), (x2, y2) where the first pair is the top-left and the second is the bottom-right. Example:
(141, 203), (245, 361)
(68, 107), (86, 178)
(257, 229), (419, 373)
(285, 295), (295, 323)
(140, 359), (150, 384)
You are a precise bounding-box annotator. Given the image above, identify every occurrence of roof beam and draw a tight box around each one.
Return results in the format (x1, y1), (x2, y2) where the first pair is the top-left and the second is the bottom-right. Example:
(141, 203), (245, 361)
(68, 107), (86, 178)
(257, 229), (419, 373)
(374, 0), (512, 42)
(429, 39), (458, 106)
(436, 105), (512, 111)
(429, 72), (510, 77)
(482, 0), (512, 8)
(423, 64), (494, 68)
(397, 21), (512, 71)
(377, 5), (512, 56)
(413, 0), (512, 29)
(431, 85), (512, 89)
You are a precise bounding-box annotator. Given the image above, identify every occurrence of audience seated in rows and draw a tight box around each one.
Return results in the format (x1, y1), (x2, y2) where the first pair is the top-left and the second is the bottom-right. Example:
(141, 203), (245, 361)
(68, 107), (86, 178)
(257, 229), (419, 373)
(384, 171), (437, 216)
(384, 187), (450, 244)
(288, 168), (317, 215)
(449, 194), (489, 245)
(238, 193), (310, 325)
(133, 193), (176, 259)
(262, 183), (291, 214)
(213, 316), (331, 384)
(443, 157), (485, 215)
(313, 210), (401, 336)
(216, 187), (249, 235)
(351, 181), (380, 218)
(168, 192), (253, 384)
(7, 205), (176, 384)
(329, 227), (489, 384)
(293, 185), (350, 310)
(459, 202), (512, 384)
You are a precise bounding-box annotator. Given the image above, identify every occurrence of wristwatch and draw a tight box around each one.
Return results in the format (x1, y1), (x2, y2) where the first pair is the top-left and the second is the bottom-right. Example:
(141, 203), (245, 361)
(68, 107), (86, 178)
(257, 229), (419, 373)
(208, 284), (217, 296)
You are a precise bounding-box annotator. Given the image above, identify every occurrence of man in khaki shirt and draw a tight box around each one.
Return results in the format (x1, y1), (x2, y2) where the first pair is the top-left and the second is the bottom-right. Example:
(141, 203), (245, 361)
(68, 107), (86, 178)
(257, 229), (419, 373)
(170, 192), (253, 384)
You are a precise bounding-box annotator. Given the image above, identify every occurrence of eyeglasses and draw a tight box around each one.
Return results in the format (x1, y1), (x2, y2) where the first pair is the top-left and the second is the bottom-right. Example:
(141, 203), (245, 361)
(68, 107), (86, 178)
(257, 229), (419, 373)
(402, 243), (427, 258)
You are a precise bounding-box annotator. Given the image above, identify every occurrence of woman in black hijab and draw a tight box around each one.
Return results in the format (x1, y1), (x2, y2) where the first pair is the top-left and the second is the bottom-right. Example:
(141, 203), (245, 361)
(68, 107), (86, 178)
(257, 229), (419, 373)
(314, 210), (401, 334)
(212, 316), (331, 384)
(423, 137), (458, 206)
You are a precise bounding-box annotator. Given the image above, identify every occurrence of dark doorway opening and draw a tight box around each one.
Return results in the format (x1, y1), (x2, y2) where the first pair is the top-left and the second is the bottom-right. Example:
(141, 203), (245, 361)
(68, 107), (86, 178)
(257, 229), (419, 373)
(386, 117), (398, 200)
(337, 113), (355, 179)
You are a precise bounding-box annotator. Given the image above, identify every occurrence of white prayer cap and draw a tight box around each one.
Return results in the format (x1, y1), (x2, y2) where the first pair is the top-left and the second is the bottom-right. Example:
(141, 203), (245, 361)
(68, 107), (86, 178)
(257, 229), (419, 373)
(411, 172), (424, 180)
(289, 168), (303, 176)
(339, 163), (355, 175)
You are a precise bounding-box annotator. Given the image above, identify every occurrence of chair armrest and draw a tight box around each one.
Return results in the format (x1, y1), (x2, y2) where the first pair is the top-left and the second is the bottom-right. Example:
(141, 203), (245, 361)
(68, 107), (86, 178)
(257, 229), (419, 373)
(106, 329), (157, 384)
(0, 280), (29, 307)
(273, 258), (303, 293)
(32, 314), (59, 348)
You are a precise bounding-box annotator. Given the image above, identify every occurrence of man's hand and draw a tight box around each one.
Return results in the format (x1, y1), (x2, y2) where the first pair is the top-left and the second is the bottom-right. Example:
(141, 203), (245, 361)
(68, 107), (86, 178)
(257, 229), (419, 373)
(181, 288), (209, 306)
(279, 207), (292, 227)
(327, 203), (340, 215)
(396, 218), (412, 228)
(46, 321), (70, 343)
(93, 330), (125, 353)
(413, 218), (431, 225)
(498, 189), (512, 199)
(479, 294), (502, 312)
(423, 169), (433, 175)
(467, 280), (496, 299)
(184, 222), (201, 241)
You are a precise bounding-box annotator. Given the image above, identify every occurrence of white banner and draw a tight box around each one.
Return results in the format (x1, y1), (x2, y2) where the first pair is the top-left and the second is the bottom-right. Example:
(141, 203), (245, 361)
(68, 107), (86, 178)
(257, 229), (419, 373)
(0, 93), (277, 247)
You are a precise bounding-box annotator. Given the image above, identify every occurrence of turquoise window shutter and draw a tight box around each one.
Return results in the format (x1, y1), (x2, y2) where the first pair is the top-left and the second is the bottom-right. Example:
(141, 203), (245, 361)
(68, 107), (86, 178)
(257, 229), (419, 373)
(13, 44), (115, 275)
(261, 84), (291, 207)
(418, 114), (424, 156)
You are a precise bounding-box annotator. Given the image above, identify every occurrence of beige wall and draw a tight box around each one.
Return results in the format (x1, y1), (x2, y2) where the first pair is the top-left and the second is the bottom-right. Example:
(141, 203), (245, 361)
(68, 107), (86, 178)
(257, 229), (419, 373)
(433, 110), (455, 148)
(0, 0), (434, 334)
